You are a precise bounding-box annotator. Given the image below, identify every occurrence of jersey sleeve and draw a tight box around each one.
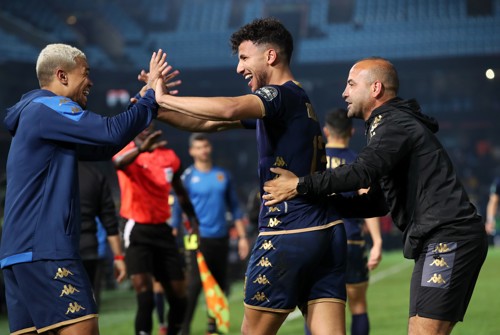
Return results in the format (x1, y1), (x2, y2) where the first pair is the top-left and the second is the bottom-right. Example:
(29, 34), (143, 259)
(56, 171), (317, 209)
(37, 89), (157, 151)
(253, 85), (283, 120)
(306, 115), (412, 195)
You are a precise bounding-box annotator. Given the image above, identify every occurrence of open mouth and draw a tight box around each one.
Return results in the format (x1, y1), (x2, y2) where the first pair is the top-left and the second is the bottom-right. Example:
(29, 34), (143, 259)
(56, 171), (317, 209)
(244, 74), (253, 87)
(83, 89), (90, 96)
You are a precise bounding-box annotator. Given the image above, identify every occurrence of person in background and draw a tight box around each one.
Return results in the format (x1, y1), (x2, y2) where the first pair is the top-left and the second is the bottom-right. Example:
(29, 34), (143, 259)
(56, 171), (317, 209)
(485, 177), (500, 240)
(305, 108), (382, 335)
(0, 43), (164, 335)
(113, 122), (200, 335)
(181, 133), (249, 335)
(263, 57), (488, 335)
(78, 160), (126, 309)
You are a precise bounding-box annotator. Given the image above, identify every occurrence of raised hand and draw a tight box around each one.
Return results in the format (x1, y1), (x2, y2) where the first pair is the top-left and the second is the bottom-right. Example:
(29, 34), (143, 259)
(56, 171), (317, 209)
(139, 130), (168, 152)
(148, 49), (169, 91)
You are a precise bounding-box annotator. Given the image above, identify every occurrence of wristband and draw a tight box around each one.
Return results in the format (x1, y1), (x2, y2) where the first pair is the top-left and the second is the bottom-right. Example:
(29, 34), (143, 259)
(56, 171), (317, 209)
(114, 255), (125, 261)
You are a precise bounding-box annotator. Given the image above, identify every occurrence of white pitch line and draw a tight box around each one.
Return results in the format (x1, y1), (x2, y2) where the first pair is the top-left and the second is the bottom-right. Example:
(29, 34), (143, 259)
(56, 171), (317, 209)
(284, 261), (412, 323)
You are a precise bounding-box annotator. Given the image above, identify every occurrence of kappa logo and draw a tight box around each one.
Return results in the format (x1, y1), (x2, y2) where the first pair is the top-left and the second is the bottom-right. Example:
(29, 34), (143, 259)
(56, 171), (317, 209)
(255, 86), (278, 101)
(65, 302), (86, 314)
(427, 273), (446, 284)
(257, 257), (272, 267)
(429, 257), (449, 268)
(60, 284), (80, 297)
(54, 268), (74, 279)
(259, 240), (276, 250)
(251, 292), (269, 302)
(253, 274), (271, 285)
(268, 218), (281, 227)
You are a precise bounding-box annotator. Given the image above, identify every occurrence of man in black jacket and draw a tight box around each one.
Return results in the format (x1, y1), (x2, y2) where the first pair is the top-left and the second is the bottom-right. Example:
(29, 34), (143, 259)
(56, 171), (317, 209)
(262, 57), (487, 335)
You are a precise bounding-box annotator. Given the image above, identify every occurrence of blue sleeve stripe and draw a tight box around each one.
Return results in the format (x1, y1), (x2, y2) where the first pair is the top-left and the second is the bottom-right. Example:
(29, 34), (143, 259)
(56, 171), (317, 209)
(33, 96), (84, 121)
(0, 251), (33, 268)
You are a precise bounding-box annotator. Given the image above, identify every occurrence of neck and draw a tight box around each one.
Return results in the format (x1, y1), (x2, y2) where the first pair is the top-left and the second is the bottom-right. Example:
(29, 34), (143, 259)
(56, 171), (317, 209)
(326, 137), (349, 149)
(194, 160), (212, 172)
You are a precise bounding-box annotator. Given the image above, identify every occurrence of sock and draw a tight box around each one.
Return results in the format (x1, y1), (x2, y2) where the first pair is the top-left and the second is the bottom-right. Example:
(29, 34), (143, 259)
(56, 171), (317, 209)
(154, 292), (166, 325)
(207, 319), (217, 333)
(136, 291), (155, 335)
(167, 295), (187, 335)
(351, 313), (370, 335)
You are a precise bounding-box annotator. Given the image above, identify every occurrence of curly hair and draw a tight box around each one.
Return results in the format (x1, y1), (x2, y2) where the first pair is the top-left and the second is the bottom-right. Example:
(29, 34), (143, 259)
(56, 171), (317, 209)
(230, 18), (294, 64)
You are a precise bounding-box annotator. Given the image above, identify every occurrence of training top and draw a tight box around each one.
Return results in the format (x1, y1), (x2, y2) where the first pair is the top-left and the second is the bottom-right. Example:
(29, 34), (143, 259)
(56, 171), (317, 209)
(242, 81), (337, 232)
(114, 142), (181, 223)
(182, 165), (243, 238)
(325, 146), (363, 240)
(300, 97), (485, 259)
(1, 89), (157, 268)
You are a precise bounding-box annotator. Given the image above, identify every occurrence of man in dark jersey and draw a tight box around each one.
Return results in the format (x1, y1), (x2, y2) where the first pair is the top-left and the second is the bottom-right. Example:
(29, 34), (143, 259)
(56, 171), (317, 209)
(263, 57), (488, 335)
(152, 18), (347, 335)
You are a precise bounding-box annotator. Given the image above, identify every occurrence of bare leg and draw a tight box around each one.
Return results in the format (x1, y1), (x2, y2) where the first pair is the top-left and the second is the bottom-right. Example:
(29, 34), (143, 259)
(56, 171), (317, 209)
(241, 306), (288, 335)
(53, 317), (99, 335)
(408, 315), (456, 335)
(305, 301), (346, 335)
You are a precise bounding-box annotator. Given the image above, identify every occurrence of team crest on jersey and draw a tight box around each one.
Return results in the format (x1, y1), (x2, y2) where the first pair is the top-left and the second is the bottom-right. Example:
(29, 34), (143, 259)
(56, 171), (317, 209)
(217, 173), (225, 182)
(255, 86), (278, 101)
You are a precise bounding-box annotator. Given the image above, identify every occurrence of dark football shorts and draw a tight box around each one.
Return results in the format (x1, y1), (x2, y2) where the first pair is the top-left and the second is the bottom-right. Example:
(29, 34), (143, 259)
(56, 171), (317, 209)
(3, 259), (97, 334)
(125, 221), (184, 282)
(409, 235), (488, 322)
(346, 240), (369, 285)
(244, 221), (347, 313)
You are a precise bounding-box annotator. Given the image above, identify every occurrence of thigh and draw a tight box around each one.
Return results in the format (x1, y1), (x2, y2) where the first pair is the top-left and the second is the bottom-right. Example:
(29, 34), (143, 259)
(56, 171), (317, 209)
(306, 301), (346, 335)
(5, 260), (98, 334)
(305, 223), (347, 309)
(241, 306), (288, 335)
(409, 236), (488, 322)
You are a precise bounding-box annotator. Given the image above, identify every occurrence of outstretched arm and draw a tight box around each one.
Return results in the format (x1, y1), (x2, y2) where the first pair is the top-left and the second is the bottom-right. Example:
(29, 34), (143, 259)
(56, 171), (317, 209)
(155, 76), (264, 121)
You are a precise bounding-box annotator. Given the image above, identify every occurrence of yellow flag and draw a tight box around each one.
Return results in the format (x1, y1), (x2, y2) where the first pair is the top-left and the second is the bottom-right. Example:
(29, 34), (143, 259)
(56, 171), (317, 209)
(196, 251), (230, 334)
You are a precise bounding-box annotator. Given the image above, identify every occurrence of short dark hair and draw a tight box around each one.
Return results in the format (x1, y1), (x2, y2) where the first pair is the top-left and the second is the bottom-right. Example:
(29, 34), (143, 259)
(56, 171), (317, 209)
(230, 18), (294, 64)
(324, 108), (352, 138)
(189, 132), (210, 147)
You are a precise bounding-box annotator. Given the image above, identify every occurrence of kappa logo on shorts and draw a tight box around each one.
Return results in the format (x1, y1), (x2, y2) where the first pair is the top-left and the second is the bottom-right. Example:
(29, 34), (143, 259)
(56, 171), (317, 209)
(421, 242), (456, 289)
(251, 292), (269, 302)
(427, 273), (446, 284)
(54, 267), (74, 279)
(65, 302), (86, 314)
(253, 274), (271, 285)
(60, 284), (80, 297)
(255, 86), (278, 101)
(268, 218), (281, 228)
(259, 240), (276, 250)
(257, 257), (273, 267)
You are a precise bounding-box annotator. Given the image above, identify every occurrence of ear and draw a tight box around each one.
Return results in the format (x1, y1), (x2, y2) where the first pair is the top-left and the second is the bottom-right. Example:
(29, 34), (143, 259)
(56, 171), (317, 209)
(266, 48), (277, 65)
(372, 80), (384, 98)
(56, 68), (68, 85)
(322, 126), (330, 138)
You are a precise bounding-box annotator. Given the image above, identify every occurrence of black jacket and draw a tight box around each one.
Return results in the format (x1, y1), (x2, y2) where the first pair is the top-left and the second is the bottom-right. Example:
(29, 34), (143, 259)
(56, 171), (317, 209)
(78, 161), (119, 260)
(303, 97), (484, 259)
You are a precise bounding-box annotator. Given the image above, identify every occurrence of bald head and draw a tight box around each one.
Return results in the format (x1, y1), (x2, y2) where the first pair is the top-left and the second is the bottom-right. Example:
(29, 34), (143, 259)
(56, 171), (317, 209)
(355, 57), (399, 95)
(342, 57), (399, 120)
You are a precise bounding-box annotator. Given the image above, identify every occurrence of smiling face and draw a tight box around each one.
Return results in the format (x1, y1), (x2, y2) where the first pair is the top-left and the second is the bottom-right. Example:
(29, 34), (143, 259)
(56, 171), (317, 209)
(236, 40), (270, 92)
(342, 62), (375, 120)
(65, 57), (93, 109)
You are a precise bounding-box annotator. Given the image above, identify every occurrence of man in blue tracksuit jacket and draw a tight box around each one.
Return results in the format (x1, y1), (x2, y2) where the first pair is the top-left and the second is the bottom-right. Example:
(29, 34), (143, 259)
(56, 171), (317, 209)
(0, 44), (168, 335)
